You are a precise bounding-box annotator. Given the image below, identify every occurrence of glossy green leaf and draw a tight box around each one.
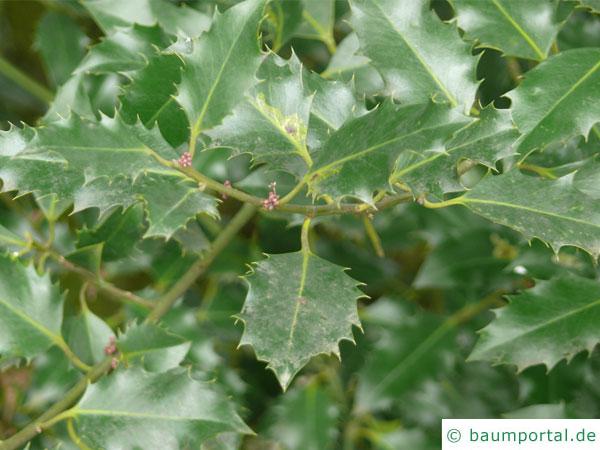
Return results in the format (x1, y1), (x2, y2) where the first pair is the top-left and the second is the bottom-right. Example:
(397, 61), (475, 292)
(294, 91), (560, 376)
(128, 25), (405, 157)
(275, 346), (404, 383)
(82, 0), (211, 37)
(76, 25), (171, 75)
(238, 251), (363, 390)
(74, 173), (218, 240)
(77, 206), (146, 262)
(175, 0), (266, 139)
(470, 274), (600, 371)
(392, 106), (519, 197)
(206, 53), (313, 177)
(117, 322), (191, 372)
(65, 244), (104, 275)
(65, 304), (115, 365)
(451, 0), (563, 61)
(452, 170), (600, 257)
(119, 52), (188, 147)
(207, 52), (363, 179)
(66, 368), (252, 449)
(307, 101), (469, 203)
(574, 158), (600, 198)
(43, 74), (96, 123)
(35, 12), (89, 87)
(510, 48), (600, 155)
(349, 0), (479, 112)
(322, 32), (385, 97)
(0, 254), (65, 360)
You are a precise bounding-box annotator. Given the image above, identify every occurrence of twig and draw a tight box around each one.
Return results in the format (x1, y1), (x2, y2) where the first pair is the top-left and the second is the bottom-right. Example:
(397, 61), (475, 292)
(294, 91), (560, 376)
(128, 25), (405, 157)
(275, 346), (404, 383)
(146, 203), (257, 323)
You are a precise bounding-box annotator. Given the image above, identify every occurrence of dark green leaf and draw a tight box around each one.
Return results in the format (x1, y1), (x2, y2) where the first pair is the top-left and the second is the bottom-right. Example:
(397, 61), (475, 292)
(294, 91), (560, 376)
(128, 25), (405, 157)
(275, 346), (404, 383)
(510, 48), (600, 155)
(76, 25), (171, 75)
(119, 53), (188, 147)
(0, 254), (65, 360)
(66, 368), (252, 449)
(175, 0), (266, 139)
(117, 322), (191, 372)
(469, 274), (600, 371)
(65, 303), (115, 365)
(82, 0), (211, 37)
(308, 101), (469, 203)
(35, 12), (89, 86)
(451, 170), (600, 257)
(451, 0), (563, 61)
(349, 0), (479, 112)
(238, 251), (363, 390)
(392, 106), (519, 197)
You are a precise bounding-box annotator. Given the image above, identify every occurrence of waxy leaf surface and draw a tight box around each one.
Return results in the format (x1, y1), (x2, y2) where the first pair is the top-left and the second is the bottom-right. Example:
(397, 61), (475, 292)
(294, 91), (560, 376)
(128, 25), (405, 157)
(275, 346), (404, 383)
(452, 0), (563, 61)
(470, 274), (600, 371)
(238, 251), (363, 390)
(349, 0), (479, 112)
(68, 368), (252, 449)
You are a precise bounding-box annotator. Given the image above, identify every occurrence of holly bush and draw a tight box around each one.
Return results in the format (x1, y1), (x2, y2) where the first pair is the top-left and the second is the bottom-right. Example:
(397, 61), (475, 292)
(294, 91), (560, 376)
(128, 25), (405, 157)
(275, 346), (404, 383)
(0, 0), (599, 448)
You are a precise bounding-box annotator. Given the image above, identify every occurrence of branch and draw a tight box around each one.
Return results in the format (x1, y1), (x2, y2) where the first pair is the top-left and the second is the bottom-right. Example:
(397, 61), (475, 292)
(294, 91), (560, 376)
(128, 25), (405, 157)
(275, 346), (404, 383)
(0, 205), (257, 450)
(146, 203), (257, 322)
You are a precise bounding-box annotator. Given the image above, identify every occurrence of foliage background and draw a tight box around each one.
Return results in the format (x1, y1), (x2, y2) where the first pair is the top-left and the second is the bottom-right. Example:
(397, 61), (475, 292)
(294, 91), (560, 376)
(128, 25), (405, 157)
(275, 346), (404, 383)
(0, 0), (599, 449)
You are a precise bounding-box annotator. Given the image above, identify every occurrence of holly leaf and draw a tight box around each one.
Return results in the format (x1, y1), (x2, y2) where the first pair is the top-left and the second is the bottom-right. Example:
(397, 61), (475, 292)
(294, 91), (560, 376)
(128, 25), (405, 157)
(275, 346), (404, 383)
(119, 52), (188, 147)
(75, 25), (172, 75)
(74, 173), (219, 241)
(451, 0), (564, 61)
(450, 170), (600, 257)
(77, 206), (146, 262)
(35, 12), (89, 87)
(392, 107), (519, 197)
(65, 368), (252, 449)
(43, 74), (96, 123)
(3, 114), (216, 239)
(82, 0), (211, 38)
(175, 0), (266, 139)
(349, 0), (479, 112)
(510, 48), (600, 155)
(117, 322), (191, 372)
(206, 53), (313, 178)
(322, 33), (385, 97)
(0, 224), (27, 252)
(64, 304), (115, 366)
(207, 53), (362, 178)
(238, 251), (364, 391)
(469, 274), (600, 371)
(0, 254), (66, 360)
(307, 101), (470, 203)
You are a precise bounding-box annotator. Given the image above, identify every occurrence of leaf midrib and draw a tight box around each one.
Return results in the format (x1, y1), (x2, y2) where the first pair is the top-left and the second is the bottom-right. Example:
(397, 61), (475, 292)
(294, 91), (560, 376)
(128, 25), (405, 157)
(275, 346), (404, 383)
(477, 295), (600, 356)
(310, 121), (453, 177)
(491, 0), (545, 60)
(391, 123), (513, 181)
(191, 16), (251, 135)
(461, 197), (600, 230)
(519, 59), (600, 142)
(369, 0), (458, 107)
(0, 295), (62, 346)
